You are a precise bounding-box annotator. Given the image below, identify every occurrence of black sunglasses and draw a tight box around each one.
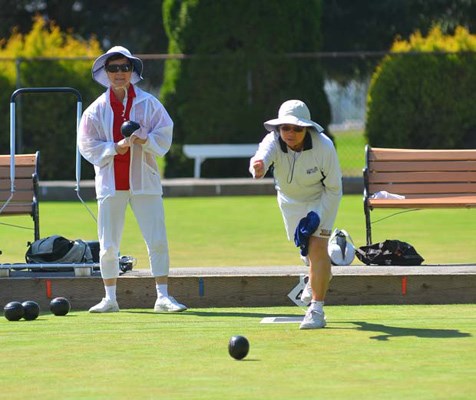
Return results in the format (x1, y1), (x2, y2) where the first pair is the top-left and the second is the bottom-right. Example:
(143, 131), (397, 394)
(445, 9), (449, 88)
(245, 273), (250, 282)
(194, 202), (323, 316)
(105, 64), (132, 73)
(279, 125), (305, 133)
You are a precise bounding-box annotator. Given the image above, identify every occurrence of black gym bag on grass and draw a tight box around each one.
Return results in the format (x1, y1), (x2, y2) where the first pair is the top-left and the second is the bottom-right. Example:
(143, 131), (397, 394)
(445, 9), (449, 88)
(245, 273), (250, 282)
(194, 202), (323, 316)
(355, 240), (424, 266)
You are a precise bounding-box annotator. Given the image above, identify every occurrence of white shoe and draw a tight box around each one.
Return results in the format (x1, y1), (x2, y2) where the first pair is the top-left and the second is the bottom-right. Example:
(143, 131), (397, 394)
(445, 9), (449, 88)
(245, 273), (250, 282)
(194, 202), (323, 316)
(300, 309), (326, 329)
(89, 298), (120, 313)
(154, 296), (187, 313)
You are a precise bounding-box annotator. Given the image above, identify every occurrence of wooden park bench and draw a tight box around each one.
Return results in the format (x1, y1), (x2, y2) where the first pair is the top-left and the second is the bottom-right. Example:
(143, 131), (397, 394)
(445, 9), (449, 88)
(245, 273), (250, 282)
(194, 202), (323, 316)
(0, 152), (40, 242)
(363, 146), (476, 245)
(183, 144), (258, 178)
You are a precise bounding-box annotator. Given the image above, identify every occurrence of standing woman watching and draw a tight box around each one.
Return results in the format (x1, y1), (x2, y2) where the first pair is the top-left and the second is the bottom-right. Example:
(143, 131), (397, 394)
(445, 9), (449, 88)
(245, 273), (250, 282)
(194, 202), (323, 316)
(78, 46), (187, 313)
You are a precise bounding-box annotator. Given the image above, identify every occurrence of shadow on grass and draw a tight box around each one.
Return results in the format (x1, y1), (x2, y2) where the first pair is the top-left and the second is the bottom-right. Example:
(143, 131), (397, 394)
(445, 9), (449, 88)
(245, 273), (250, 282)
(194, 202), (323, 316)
(125, 309), (300, 319)
(187, 310), (302, 318)
(351, 321), (472, 341)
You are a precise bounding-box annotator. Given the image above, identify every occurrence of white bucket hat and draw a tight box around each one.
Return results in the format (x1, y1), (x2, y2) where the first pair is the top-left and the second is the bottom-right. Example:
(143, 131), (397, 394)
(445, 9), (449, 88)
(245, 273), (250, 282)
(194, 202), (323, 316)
(91, 46), (143, 88)
(264, 100), (324, 133)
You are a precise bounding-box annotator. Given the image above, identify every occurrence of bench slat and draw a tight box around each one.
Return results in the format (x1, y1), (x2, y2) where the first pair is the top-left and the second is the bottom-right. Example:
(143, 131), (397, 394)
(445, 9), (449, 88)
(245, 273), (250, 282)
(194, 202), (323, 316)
(0, 179), (35, 191)
(369, 160), (476, 173)
(368, 195), (476, 209)
(0, 190), (38, 202)
(369, 148), (476, 161)
(0, 203), (34, 214)
(369, 182), (476, 195)
(0, 167), (36, 179)
(0, 154), (37, 166)
(368, 171), (476, 184)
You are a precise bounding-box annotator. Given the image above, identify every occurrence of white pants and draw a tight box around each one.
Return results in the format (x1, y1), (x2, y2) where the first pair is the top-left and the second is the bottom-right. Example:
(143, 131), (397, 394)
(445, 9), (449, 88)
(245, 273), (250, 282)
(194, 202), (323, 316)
(97, 191), (169, 279)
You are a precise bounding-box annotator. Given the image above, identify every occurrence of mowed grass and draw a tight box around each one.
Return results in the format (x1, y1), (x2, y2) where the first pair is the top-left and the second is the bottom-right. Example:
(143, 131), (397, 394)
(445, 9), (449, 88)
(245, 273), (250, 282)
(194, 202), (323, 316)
(1, 195), (475, 267)
(334, 129), (367, 176)
(0, 304), (475, 400)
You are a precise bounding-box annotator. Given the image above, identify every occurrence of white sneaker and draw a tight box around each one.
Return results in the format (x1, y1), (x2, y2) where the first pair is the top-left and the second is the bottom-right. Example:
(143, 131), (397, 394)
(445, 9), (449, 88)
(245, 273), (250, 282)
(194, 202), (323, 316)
(154, 296), (187, 313)
(89, 298), (120, 313)
(299, 309), (326, 329)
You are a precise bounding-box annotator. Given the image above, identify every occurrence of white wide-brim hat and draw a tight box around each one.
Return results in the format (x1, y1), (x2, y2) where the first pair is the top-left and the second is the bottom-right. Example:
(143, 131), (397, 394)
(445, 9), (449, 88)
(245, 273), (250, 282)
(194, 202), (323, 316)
(91, 46), (143, 88)
(264, 99), (324, 133)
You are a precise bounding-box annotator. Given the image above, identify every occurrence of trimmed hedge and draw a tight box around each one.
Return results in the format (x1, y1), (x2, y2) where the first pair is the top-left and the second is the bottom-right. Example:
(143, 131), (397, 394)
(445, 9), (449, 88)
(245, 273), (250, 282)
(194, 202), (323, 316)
(161, 0), (330, 177)
(366, 26), (476, 149)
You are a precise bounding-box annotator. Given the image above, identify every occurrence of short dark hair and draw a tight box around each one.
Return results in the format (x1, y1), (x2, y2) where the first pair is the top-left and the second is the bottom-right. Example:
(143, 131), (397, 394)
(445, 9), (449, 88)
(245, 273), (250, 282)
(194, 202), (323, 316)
(105, 54), (131, 66)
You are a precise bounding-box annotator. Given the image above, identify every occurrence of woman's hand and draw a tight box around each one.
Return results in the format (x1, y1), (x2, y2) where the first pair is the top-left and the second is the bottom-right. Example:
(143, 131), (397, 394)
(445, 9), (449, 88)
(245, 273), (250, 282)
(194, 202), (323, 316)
(130, 133), (147, 145)
(115, 138), (130, 155)
(252, 160), (265, 178)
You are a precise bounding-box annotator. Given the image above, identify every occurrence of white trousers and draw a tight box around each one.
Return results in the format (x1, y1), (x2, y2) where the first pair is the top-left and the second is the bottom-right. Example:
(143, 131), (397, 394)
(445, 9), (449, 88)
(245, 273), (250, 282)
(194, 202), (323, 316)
(97, 191), (169, 279)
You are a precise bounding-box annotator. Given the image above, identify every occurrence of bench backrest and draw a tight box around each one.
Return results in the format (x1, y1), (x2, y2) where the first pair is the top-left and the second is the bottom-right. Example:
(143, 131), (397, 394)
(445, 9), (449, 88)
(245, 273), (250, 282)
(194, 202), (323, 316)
(365, 147), (476, 198)
(0, 153), (40, 241)
(183, 144), (258, 158)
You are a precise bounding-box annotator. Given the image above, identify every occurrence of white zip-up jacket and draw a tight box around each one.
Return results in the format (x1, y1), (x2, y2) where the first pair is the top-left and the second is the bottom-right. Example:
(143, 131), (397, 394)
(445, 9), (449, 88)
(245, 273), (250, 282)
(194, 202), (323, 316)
(78, 86), (172, 199)
(250, 129), (342, 233)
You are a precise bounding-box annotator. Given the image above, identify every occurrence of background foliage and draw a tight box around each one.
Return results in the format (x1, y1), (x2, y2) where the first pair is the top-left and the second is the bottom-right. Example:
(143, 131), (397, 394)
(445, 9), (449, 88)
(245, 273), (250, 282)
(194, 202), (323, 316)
(160, 0), (330, 178)
(0, 0), (168, 54)
(0, 17), (101, 180)
(321, 0), (476, 81)
(366, 26), (476, 148)
(0, 1), (476, 178)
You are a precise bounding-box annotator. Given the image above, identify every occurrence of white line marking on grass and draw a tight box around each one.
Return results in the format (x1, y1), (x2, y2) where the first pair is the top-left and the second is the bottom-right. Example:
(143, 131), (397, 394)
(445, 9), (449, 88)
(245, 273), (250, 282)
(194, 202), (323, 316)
(260, 316), (304, 324)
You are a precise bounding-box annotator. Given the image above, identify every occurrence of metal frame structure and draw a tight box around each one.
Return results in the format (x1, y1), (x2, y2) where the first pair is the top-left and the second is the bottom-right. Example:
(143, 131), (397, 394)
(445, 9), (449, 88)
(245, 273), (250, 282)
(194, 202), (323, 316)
(0, 87), (99, 276)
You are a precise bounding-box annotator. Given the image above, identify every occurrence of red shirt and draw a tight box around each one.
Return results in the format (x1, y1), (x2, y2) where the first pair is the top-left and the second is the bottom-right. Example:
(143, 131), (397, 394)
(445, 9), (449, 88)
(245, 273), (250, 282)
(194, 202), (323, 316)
(110, 85), (136, 190)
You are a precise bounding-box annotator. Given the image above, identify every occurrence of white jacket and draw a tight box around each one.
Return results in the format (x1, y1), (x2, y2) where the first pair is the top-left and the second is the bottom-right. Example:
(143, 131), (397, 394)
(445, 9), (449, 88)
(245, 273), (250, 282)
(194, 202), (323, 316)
(78, 86), (172, 199)
(250, 129), (342, 232)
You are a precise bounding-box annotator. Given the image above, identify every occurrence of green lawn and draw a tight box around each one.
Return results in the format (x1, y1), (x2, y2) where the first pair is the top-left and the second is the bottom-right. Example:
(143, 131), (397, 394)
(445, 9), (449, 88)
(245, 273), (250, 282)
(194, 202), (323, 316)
(1, 304), (475, 400)
(1, 195), (475, 267)
(334, 129), (367, 177)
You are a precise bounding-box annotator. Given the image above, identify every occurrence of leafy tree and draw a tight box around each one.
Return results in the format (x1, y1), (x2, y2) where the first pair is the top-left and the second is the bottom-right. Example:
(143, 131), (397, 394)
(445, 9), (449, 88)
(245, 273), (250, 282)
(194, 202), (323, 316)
(0, 0), (33, 39)
(0, 16), (101, 180)
(366, 26), (476, 149)
(321, 0), (476, 81)
(0, 0), (167, 54)
(161, 0), (330, 178)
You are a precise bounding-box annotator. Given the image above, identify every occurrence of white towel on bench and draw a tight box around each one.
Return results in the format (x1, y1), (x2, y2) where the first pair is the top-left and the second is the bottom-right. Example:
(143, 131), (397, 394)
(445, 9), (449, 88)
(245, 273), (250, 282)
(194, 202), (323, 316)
(370, 190), (405, 200)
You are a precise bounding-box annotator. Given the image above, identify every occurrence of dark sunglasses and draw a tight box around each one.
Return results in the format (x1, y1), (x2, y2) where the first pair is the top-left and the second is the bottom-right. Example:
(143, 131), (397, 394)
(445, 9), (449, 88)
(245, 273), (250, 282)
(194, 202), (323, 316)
(279, 125), (305, 133)
(105, 64), (132, 73)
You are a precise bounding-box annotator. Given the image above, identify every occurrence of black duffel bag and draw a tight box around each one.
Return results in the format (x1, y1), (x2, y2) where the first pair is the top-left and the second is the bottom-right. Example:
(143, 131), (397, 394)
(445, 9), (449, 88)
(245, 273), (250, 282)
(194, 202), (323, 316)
(356, 240), (424, 266)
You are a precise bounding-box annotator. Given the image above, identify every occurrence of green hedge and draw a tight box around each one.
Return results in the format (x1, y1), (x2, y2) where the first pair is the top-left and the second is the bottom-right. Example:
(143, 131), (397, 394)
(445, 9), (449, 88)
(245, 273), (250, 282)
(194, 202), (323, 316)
(161, 0), (330, 178)
(366, 26), (476, 149)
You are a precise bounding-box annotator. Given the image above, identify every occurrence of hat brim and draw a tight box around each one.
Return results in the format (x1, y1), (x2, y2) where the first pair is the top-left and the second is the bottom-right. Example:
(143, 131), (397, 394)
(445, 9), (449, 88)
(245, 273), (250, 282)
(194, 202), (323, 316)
(92, 51), (143, 88)
(264, 116), (324, 133)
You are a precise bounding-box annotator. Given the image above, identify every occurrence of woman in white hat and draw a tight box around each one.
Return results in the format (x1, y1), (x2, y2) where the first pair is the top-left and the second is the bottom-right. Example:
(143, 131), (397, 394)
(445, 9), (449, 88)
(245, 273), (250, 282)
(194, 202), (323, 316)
(78, 46), (187, 313)
(249, 100), (342, 329)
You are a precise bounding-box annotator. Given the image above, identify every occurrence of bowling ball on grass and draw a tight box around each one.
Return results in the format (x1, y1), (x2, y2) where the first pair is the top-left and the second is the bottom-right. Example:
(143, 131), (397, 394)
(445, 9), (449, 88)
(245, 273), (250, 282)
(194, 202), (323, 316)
(50, 297), (71, 316)
(21, 300), (40, 320)
(4, 301), (24, 321)
(228, 335), (250, 360)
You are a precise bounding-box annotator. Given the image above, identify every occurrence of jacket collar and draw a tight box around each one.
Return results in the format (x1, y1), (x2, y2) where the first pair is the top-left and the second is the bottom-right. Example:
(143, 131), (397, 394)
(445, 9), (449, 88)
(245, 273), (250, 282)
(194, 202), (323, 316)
(278, 131), (313, 153)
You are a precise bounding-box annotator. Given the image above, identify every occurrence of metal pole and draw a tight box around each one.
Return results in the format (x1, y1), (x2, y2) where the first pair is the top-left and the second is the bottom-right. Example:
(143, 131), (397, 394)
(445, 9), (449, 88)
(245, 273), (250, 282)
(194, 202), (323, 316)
(15, 58), (23, 153)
